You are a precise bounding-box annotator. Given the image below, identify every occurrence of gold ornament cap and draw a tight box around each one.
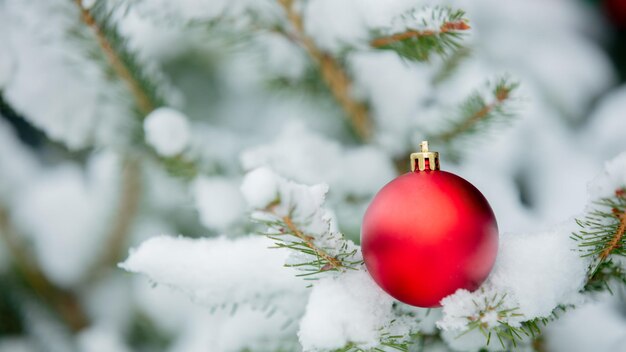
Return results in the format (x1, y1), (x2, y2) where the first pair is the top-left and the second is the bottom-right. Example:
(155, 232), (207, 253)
(410, 141), (440, 172)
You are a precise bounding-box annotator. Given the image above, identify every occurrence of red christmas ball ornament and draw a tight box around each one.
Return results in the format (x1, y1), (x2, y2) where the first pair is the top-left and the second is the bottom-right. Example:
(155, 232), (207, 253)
(361, 141), (498, 308)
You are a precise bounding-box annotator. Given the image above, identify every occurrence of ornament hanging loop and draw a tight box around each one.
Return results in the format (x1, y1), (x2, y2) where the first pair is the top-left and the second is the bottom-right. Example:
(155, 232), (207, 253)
(410, 141), (440, 172)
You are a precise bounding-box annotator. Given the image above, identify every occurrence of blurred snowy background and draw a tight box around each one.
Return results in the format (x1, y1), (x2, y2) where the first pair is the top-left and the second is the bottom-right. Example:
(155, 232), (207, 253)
(1, 0), (626, 351)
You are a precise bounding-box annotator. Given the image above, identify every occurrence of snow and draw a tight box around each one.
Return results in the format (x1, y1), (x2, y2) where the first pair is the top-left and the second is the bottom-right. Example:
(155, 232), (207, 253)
(298, 270), (400, 351)
(348, 51), (434, 155)
(120, 235), (307, 308)
(76, 325), (131, 352)
(303, 0), (417, 53)
(144, 107), (191, 157)
(240, 167), (279, 209)
(0, 119), (39, 203)
(0, 24), (14, 88)
(12, 153), (120, 287)
(166, 306), (300, 352)
(439, 224), (589, 337)
(585, 85), (626, 158)
(192, 176), (245, 231)
(588, 149), (626, 201)
(241, 122), (395, 198)
(545, 297), (626, 352)
(0, 338), (33, 352)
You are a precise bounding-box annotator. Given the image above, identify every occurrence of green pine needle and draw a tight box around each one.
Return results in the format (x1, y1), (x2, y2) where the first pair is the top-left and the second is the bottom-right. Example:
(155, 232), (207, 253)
(370, 7), (470, 62)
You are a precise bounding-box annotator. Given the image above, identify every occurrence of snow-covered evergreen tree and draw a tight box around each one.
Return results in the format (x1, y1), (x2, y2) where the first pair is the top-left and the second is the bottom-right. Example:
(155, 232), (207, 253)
(0, 0), (625, 351)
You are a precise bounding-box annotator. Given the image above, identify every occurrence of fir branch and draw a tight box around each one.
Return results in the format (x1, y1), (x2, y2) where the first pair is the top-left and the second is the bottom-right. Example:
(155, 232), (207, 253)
(573, 187), (626, 289)
(74, 0), (158, 116)
(432, 78), (518, 144)
(281, 215), (343, 271)
(371, 8), (470, 62)
(255, 207), (362, 277)
(599, 192), (626, 260)
(276, 0), (372, 140)
(0, 206), (89, 332)
(584, 259), (626, 293)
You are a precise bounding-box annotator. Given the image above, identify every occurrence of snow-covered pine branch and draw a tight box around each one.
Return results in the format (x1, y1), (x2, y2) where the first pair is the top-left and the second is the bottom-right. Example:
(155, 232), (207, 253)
(120, 235), (308, 313)
(240, 167), (423, 351)
(241, 167), (362, 277)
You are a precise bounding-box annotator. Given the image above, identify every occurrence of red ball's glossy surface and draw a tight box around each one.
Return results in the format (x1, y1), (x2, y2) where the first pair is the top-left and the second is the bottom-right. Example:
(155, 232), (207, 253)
(361, 170), (498, 307)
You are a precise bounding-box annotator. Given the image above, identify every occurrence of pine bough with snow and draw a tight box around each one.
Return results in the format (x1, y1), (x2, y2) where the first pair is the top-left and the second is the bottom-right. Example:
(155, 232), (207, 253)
(0, 0), (624, 351)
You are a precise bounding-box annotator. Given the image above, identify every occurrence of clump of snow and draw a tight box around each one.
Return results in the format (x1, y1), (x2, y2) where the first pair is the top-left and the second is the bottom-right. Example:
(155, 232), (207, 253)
(166, 305), (300, 352)
(241, 167), (362, 274)
(240, 167), (279, 209)
(241, 122), (395, 198)
(298, 270), (412, 351)
(255, 33), (308, 81)
(192, 176), (245, 231)
(489, 226), (588, 317)
(0, 119), (39, 203)
(12, 153), (120, 287)
(0, 28), (14, 88)
(386, 6), (463, 34)
(120, 235), (307, 309)
(588, 151), (626, 200)
(439, 286), (521, 332)
(144, 107), (191, 157)
(585, 85), (626, 157)
(303, 0), (416, 53)
(545, 297), (626, 352)
(439, 225), (589, 337)
(76, 325), (131, 352)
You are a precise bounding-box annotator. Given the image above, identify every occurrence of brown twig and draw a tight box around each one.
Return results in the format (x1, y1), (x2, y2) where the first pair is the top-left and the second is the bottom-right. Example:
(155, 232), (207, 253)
(599, 208), (626, 261)
(0, 207), (89, 331)
(74, 0), (155, 115)
(282, 215), (342, 270)
(276, 0), (371, 140)
(370, 21), (470, 47)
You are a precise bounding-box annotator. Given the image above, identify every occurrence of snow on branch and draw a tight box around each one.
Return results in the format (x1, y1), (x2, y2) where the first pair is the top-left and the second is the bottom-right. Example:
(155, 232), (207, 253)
(120, 235), (307, 311)
(370, 7), (470, 62)
(298, 271), (418, 352)
(241, 168), (421, 351)
(438, 226), (588, 349)
(431, 77), (519, 146)
(241, 167), (362, 277)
